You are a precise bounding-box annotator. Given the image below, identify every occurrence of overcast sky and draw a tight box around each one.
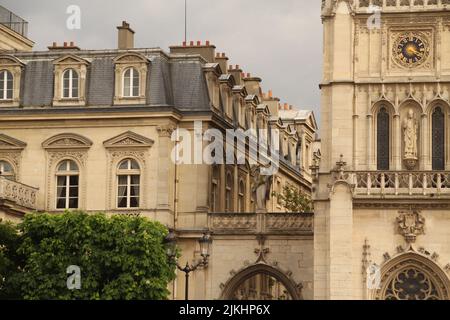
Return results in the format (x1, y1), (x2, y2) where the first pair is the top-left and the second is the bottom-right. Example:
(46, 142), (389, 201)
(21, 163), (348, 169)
(3, 0), (323, 123)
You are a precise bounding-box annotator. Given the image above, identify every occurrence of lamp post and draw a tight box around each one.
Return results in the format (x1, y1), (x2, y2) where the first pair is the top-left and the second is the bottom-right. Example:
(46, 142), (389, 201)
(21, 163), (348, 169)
(164, 231), (212, 300)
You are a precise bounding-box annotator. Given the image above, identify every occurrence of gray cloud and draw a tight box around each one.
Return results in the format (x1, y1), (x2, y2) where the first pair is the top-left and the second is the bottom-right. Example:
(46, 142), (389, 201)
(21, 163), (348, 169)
(2, 0), (322, 123)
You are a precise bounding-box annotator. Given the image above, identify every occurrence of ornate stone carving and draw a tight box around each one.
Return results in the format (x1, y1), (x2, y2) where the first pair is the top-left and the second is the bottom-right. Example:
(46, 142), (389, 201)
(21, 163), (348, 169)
(0, 177), (38, 209)
(42, 133), (93, 150)
(402, 109), (419, 170)
(265, 213), (313, 232)
(156, 125), (176, 138)
(211, 213), (257, 231)
(103, 131), (154, 149)
(397, 210), (425, 243)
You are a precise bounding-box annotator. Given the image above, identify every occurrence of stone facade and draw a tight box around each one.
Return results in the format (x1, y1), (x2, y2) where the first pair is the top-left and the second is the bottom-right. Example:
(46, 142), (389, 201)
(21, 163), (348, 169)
(0, 11), (318, 300)
(316, 0), (450, 300)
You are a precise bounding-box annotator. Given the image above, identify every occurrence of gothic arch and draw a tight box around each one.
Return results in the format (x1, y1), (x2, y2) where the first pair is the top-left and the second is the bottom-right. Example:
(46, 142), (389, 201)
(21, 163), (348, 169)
(376, 252), (450, 300)
(220, 263), (303, 300)
(426, 100), (450, 170)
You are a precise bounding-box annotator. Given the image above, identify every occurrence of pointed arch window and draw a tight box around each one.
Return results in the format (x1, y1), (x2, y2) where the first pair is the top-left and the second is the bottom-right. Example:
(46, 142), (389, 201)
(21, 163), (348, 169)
(238, 179), (245, 213)
(225, 171), (233, 212)
(432, 106), (445, 171)
(0, 70), (13, 100)
(211, 166), (220, 212)
(377, 107), (390, 171)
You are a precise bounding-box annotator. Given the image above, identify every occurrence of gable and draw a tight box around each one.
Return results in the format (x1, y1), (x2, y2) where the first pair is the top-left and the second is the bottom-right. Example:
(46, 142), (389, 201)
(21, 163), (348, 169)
(53, 54), (89, 66)
(42, 133), (93, 149)
(113, 52), (149, 64)
(0, 134), (27, 150)
(103, 131), (154, 149)
(0, 54), (25, 67)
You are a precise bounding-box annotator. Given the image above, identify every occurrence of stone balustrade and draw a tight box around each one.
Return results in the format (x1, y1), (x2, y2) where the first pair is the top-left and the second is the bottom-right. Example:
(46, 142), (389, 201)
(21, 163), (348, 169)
(0, 177), (38, 210)
(209, 212), (314, 235)
(355, 0), (450, 10)
(353, 171), (450, 197)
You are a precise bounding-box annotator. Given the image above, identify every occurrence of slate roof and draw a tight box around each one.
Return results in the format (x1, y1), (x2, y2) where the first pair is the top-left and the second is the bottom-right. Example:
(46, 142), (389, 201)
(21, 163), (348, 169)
(11, 48), (211, 112)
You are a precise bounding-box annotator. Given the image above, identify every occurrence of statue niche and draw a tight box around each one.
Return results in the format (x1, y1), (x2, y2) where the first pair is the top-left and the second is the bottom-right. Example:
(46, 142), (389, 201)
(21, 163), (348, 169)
(402, 108), (419, 170)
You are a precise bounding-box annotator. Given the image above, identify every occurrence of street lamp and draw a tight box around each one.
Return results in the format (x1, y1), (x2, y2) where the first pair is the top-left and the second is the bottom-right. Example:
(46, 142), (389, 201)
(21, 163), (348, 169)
(164, 230), (212, 300)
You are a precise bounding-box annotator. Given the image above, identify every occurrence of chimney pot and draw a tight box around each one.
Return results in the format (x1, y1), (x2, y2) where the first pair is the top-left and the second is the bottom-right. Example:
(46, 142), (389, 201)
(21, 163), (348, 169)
(63, 42), (68, 47)
(269, 90), (273, 98)
(236, 65), (240, 70)
(52, 42), (57, 47)
(197, 41), (201, 46)
(246, 73), (251, 78)
(70, 41), (74, 47)
(206, 40), (210, 46)
(183, 41), (187, 47)
(221, 53), (225, 57)
(190, 41), (194, 46)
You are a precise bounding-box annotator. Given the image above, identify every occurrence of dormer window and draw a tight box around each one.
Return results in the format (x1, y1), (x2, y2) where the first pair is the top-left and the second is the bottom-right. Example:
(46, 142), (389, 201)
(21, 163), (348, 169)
(0, 55), (24, 107)
(62, 69), (79, 99)
(0, 70), (13, 100)
(123, 67), (140, 97)
(52, 54), (89, 107)
(113, 52), (149, 105)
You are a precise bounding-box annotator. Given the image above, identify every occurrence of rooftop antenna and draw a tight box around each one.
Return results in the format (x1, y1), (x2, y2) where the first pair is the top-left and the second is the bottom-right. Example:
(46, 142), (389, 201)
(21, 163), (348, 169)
(184, 0), (187, 43)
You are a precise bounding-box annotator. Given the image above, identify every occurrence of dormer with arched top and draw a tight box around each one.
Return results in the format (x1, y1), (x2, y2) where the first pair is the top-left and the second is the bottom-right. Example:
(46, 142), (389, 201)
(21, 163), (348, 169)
(52, 54), (90, 107)
(0, 55), (25, 107)
(113, 52), (150, 105)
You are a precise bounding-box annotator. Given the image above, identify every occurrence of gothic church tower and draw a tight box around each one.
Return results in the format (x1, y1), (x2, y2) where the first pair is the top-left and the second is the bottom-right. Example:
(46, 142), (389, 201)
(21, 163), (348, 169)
(316, 0), (450, 300)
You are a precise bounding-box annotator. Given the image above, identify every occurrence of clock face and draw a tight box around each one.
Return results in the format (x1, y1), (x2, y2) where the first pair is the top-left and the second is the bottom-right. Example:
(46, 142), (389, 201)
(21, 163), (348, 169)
(393, 33), (430, 68)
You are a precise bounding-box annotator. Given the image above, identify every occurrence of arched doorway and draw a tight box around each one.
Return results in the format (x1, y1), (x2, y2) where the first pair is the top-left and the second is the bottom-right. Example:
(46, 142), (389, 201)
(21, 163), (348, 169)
(220, 264), (302, 300)
(377, 253), (450, 300)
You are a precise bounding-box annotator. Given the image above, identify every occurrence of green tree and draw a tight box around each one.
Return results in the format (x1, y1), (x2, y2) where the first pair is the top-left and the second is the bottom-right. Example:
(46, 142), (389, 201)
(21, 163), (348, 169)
(273, 185), (313, 213)
(0, 212), (176, 300)
(0, 219), (22, 299)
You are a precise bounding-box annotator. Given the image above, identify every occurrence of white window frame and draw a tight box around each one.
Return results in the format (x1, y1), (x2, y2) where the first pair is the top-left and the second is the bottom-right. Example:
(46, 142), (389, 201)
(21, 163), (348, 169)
(0, 160), (15, 180)
(0, 70), (13, 101)
(117, 159), (141, 209)
(56, 160), (79, 210)
(122, 67), (140, 98)
(62, 69), (79, 99)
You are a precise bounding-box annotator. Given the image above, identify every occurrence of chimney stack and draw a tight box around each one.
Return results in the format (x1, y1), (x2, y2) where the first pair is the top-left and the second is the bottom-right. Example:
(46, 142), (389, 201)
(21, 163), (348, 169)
(117, 21), (135, 50)
(169, 40), (216, 63)
(215, 52), (229, 75)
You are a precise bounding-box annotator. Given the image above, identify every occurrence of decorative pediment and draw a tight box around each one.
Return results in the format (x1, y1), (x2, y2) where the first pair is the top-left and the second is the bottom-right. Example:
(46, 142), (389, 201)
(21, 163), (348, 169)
(113, 52), (149, 64)
(0, 54), (25, 68)
(256, 104), (271, 116)
(53, 54), (90, 66)
(42, 133), (93, 150)
(103, 131), (154, 149)
(245, 95), (260, 106)
(0, 134), (27, 150)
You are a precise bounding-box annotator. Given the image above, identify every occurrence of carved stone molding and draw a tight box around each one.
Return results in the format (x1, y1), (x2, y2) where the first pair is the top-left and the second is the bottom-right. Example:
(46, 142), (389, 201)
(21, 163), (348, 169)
(0, 151), (22, 180)
(397, 210), (425, 243)
(103, 131), (154, 149)
(42, 133), (93, 150)
(46, 150), (89, 211)
(156, 125), (176, 138)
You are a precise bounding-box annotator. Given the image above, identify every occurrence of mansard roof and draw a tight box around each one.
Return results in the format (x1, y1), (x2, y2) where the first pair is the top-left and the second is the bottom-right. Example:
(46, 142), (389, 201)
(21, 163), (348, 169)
(10, 48), (210, 111)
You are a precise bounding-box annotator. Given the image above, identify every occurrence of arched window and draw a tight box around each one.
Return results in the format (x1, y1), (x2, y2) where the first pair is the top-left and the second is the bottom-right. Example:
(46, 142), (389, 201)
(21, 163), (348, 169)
(211, 166), (220, 212)
(225, 172), (233, 212)
(62, 69), (79, 98)
(432, 107), (445, 171)
(0, 160), (15, 180)
(117, 159), (140, 208)
(56, 160), (79, 209)
(123, 67), (140, 97)
(0, 70), (13, 100)
(377, 107), (390, 170)
(238, 179), (245, 213)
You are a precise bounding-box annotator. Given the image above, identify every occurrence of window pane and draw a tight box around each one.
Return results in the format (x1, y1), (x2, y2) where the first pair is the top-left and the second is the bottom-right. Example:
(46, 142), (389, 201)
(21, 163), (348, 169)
(72, 87), (78, 98)
(0, 161), (12, 173)
(69, 161), (79, 171)
(68, 198), (78, 209)
(130, 186), (140, 196)
(119, 160), (129, 170)
(377, 107), (390, 170)
(69, 187), (78, 197)
(130, 175), (140, 185)
(118, 186), (128, 197)
(130, 197), (139, 208)
(57, 198), (66, 209)
(118, 175), (128, 185)
(6, 89), (12, 100)
(118, 197), (127, 208)
(69, 175), (79, 186)
(57, 186), (66, 198)
(57, 176), (66, 187)
(130, 160), (140, 170)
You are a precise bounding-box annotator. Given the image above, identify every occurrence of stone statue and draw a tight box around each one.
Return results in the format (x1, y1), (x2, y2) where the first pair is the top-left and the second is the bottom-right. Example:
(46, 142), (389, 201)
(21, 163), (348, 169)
(403, 109), (418, 160)
(251, 166), (273, 212)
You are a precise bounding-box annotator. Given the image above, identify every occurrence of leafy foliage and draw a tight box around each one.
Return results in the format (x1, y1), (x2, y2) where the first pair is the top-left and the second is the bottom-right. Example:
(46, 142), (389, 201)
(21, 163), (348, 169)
(272, 185), (313, 213)
(0, 212), (176, 300)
